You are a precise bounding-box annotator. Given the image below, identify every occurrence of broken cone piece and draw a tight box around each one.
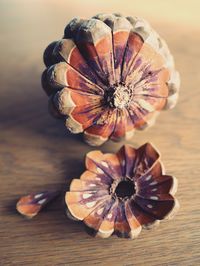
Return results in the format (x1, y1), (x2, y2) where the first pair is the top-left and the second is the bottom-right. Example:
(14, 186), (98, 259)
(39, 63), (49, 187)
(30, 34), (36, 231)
(16, 191), (59, 218)
(65, 143), (179, 239)
(42, 13), (180, 146)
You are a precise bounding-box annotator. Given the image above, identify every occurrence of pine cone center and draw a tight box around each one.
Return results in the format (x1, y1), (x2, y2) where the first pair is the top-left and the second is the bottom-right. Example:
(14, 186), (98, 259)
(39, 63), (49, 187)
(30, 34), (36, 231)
(104, 84), (133, 109)
(111, 179), (136, 199)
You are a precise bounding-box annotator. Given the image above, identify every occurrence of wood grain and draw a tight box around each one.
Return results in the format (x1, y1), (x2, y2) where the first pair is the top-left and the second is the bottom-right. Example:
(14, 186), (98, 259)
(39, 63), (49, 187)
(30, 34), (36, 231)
(0, 1), (200, 265)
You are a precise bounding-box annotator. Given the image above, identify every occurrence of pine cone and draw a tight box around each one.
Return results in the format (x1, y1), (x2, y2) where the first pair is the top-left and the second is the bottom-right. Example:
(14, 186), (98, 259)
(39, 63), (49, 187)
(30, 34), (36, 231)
(42, 13), (180, 146)
(65, 143), (179, 239)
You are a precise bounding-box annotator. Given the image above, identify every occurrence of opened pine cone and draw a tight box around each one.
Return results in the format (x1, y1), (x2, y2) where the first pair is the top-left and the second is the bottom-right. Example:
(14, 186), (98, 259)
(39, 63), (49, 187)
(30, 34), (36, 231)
(66, 143), (179, 239)
(42, 13), (180, 146)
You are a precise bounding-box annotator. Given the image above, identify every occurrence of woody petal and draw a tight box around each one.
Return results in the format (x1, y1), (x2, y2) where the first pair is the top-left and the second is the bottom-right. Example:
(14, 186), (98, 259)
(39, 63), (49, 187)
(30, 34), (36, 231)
(133, 143), (160, 180)
(125, 200), (142, 239)
(131, 68), (170, 113)
(65, 190), (110, 221)
(85, 150), (121, 180)
(133, 94), (166, 115)
(83, 197), (114, 235)
(126, 16), (149, 41)
(54, 88), (102, 115)
(165, 70), (180, 110)
(133, 67), (169, 98)
(94, 13), (133, 84)
(85, 150), (107, 173)
(41, 69), (54, 96)
(80, 170), (113, 187)
(53, 39), (106, 90)
(121, 31), (144, 82)
(136, 160), (163, 187)
(134, 194), (177, 220)
(111, 109), (127, 141)
(129, 108), (160, 131)
(54, 87), (104, 134)
(69, 178), (110, 192)
(128, 105), (150, 130)
(137, 174), (178, 198)
(102, 153), (122, 179)
(96, 199), (119, 238)
(125, 44), (167, 86)
(134, 74), (169, 115)
(110, 17), (133, 84)
(75, 19), (115, 85)
(114, 201), (133, 238)
(124, 109), (136, 139)
(64, 17), (86, 39)
(66, 105), (105, 134)
(117, 144), (137, 178)
(69, 106), (103, 131)
(128, 199), (159, 229)
(43, 41), (59, 67)
(111, 109), (135, 141)
(47, 62), (104, 95)
(84, 109), (118, 146)
(126, 17), (172, 64)
(48, 95), (64, 119)
(16, 191), (59, 219)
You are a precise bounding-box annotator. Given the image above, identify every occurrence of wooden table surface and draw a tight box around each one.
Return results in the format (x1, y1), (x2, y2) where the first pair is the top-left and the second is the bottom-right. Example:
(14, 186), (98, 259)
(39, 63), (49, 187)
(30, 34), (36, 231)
(0, 1), (200, 265)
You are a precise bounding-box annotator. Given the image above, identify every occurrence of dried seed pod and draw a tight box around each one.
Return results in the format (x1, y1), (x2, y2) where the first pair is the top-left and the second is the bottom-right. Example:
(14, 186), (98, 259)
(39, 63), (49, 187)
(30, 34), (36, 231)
(65, 143), (179, 239)
(16, 191), (59, 218)
(42, 13), (180, 146)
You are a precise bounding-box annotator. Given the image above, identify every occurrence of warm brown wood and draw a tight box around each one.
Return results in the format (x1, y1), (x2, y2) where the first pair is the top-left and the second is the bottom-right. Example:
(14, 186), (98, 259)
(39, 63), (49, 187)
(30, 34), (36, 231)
(0, 1), (200, 265)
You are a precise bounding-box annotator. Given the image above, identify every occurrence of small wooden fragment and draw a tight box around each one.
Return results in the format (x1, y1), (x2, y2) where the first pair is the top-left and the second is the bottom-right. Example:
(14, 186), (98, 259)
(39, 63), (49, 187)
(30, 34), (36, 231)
(16, 191), (59, 218)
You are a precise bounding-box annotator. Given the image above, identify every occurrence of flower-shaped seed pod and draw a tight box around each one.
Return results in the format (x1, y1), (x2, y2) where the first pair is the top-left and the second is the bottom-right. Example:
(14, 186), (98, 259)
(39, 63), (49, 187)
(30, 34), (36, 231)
(65, 143), (179, 239)
(42, 13), (180, 146)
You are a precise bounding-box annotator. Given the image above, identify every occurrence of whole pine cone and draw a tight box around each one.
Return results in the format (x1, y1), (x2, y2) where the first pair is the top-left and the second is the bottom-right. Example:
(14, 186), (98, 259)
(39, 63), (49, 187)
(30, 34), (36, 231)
(42, 13), (180, 146)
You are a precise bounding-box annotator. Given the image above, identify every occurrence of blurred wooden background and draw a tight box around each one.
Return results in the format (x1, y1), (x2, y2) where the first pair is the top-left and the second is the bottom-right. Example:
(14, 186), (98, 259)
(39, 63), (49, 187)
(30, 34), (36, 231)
(0, 0), (200, 265)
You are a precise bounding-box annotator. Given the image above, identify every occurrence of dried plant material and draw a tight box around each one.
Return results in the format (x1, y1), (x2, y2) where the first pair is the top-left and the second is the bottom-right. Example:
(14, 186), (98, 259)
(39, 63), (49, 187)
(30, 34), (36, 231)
(42, 13), (180, 146)
(16, 191), (59, 218)
(65, 143), (179, 239)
